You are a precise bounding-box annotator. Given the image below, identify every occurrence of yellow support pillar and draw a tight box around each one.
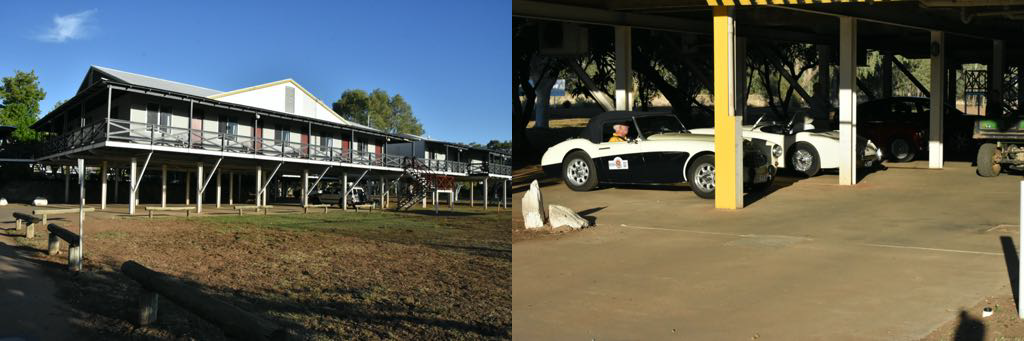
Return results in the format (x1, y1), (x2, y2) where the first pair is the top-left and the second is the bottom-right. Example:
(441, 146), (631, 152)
(713, 6), (743, 209)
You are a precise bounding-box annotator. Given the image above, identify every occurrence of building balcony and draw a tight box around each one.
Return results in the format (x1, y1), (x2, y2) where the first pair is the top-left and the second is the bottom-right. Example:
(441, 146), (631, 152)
(36, 119), (507, 176)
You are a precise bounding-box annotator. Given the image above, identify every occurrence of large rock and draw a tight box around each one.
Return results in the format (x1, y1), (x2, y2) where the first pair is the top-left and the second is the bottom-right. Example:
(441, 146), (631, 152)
(548, 204), (590, 229)
(521, 180), (546, 228)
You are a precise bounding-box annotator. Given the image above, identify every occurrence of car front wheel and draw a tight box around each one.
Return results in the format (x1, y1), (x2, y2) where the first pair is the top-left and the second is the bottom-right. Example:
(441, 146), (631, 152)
(563, 151), (598, 191)
(789, 143), (821, 177)
(687, 154), (716, 199)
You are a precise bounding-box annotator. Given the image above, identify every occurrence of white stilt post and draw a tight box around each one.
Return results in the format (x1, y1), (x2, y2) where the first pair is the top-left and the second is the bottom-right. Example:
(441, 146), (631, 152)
(100, 161), (108, 210)
(484, 178), (489, 210)
(185, 171), (191, 205)
(343, 172), (348, 211)
(614, 25), (633, 111)
(216, 169), (222, 208)
(161, 165), (167, 208)
(64, 166), (70, 203)
(1019, 180), (1024, 319)
(76, 158), (84, 272)
(129, 158), (137, 215)
(302, 169), (309, 207)
(228, 171), (234, 205)
(930, 30), (946, 169)
(196, 162), (203, 213)
(838, 16), (858, 185)
(255, 166), (262, 207)
(503, 180), (508, 209)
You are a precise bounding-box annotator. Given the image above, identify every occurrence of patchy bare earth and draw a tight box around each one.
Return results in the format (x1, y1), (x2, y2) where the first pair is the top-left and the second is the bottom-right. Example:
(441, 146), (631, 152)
(14, 208), (511, 340)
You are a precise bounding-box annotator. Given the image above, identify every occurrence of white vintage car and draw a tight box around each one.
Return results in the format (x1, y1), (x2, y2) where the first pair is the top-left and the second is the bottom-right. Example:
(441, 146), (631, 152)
(689, 115), (882, 177)
(541, 111), (778, 199)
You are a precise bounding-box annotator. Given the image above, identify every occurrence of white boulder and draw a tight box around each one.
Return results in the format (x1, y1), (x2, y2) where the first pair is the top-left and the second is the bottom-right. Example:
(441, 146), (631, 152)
(0, 198), (7, 206)
(32, 197), (48, 206)
(548, 204), (589, 229)
(521, 180), (546, 229)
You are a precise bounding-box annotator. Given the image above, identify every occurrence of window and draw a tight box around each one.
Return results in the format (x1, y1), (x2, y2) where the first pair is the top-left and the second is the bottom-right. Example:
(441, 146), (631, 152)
(634, 115), (686, 138)
(320, 133), (331, 148)
(146, 103), (171, 132)
(601, 120), (637, 142)
(274, 124), (290, 144)
(285, 87), (295, 114)
(218, 116), (238, 140)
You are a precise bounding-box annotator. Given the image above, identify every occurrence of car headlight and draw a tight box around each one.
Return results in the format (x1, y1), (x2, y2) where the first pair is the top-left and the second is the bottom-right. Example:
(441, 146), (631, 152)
(771, 144), (783, 158)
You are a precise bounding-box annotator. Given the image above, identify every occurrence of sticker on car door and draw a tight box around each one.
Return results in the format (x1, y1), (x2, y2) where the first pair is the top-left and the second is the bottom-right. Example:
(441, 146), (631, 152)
(608, 156), (629, 170)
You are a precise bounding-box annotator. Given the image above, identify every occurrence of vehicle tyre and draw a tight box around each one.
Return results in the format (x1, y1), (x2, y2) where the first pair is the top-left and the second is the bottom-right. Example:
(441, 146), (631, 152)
(687, 154), (716, 199)
(788, 143), (821, 177)
(977, 143), (1002, 177)
(562, 151), (598, 191)
(888, 138), (916, 163)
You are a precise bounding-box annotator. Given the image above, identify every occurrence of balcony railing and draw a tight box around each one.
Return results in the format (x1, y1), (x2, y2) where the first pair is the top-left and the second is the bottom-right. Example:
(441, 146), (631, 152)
(40, 118), (493, 175)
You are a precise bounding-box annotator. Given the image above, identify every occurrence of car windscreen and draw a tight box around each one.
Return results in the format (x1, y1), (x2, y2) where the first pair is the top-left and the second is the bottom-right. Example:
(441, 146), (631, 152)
(635, 115), (687, 138)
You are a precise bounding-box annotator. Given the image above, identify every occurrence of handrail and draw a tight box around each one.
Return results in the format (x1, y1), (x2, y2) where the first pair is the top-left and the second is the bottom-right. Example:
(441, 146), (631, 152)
(42, 118), (509, 175)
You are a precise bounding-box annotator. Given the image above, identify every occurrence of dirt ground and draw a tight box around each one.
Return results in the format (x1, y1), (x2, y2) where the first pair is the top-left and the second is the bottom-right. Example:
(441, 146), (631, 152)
(10, 208), (512, 340)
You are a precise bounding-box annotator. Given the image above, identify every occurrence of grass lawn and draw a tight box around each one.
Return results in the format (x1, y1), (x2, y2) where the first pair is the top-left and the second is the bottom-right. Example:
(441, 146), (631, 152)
(21, 207), (512, 340)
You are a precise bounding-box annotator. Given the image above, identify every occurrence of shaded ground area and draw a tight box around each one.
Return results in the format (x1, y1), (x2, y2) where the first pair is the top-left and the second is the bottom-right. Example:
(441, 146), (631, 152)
(8, 207), (512, 340)
(513, 161), (1024, 340)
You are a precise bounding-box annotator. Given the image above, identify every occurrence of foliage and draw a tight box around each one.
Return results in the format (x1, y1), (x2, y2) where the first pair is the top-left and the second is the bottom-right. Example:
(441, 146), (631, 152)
(0, 70), (46, 142)
(332, 89), (424, 135)
(468, 140), (511, 153)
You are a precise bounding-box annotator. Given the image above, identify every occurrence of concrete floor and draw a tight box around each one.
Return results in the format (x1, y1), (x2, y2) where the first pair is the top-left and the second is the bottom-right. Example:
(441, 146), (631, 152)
(513, 161), (1022, 340)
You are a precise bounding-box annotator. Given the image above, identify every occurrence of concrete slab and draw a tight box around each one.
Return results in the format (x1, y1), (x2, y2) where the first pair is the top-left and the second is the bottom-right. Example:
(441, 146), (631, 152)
(513, 162), (1021, 340)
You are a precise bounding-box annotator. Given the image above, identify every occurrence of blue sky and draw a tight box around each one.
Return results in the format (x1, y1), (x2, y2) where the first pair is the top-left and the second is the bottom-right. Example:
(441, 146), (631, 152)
(0, 1), (511, 145)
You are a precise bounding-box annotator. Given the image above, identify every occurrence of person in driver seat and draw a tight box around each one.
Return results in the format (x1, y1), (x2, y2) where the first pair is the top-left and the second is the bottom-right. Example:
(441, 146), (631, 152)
(608, 123), (630, 143)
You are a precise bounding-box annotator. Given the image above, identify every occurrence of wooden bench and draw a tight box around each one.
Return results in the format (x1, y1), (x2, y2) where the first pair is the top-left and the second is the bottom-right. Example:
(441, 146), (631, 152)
(144, 206), (197, 218)
(12, 212), (43, 238)
(303, 204), (330, 214)
(121, 261), (288, 340)
(33, 207), (95, 229)
(233, 205), (273, 216)
(47, 224), (82, 272)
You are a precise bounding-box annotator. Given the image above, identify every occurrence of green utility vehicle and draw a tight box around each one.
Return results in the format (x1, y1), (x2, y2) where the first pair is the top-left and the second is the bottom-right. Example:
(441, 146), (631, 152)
(975, 117), (1024, 177)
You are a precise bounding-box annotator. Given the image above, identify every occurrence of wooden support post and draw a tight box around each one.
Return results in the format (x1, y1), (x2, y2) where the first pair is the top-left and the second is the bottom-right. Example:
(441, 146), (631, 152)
(69, 244), (81, 272)
(302, 169), (309, 208)
(26, 222), (34, 239)
(42, 215), (47, 231)
(161, 165), (167, 208)
(196, 163), (203, 214)
(470, 182), (474, 207)
(185, 170), (191, 206)
(47, 233), (59, 255)
(255, 166), (262, 207)
(503, 180), (508, 209)
(64, 165), (70, 203)
(484, 179), (489, 210)
(138, 289), (159, 326)
(15, 219), (21, 231)
(216, 169), (222, 208)
(228, 171), (234, 205)
(101, 161), (108, 210)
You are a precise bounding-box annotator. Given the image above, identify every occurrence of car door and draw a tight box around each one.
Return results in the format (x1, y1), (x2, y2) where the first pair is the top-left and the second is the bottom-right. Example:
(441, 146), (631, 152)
(638, 139), (688, 183)
(594, 140), (644, 183)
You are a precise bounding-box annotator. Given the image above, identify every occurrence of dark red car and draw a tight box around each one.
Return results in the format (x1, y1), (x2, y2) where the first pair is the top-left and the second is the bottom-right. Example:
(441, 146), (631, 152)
(854, 97), (975, 162)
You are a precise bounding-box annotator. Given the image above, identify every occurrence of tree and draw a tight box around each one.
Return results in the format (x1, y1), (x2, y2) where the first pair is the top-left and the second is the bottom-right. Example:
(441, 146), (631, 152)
(333, 88), (424, 135)
(389, 94), (424, 136)
(486, 140), (511, 153)
(0, 70), (46, 142)
(332, 89), (369, 124)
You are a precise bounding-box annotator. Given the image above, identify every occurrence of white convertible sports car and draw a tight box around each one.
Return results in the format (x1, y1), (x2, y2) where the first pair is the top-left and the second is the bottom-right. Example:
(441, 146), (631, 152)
(541, 111), (779, 199)
(689, 115), (883, 177)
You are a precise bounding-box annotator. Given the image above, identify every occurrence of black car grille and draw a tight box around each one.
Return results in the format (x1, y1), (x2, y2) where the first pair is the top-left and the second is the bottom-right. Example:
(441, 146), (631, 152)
(743, 152), (768, 167)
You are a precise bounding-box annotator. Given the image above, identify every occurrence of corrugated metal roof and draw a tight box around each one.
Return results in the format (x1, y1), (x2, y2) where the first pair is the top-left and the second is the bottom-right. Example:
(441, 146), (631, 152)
(92, 66), (223, 97)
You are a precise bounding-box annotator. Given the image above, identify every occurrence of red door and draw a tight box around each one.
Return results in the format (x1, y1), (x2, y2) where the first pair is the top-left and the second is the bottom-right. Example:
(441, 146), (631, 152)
(254, 123), (262, 152)
(375, 142), (382, 162)
(300, 132), (309, 157)
(190, 113), (203, 146)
